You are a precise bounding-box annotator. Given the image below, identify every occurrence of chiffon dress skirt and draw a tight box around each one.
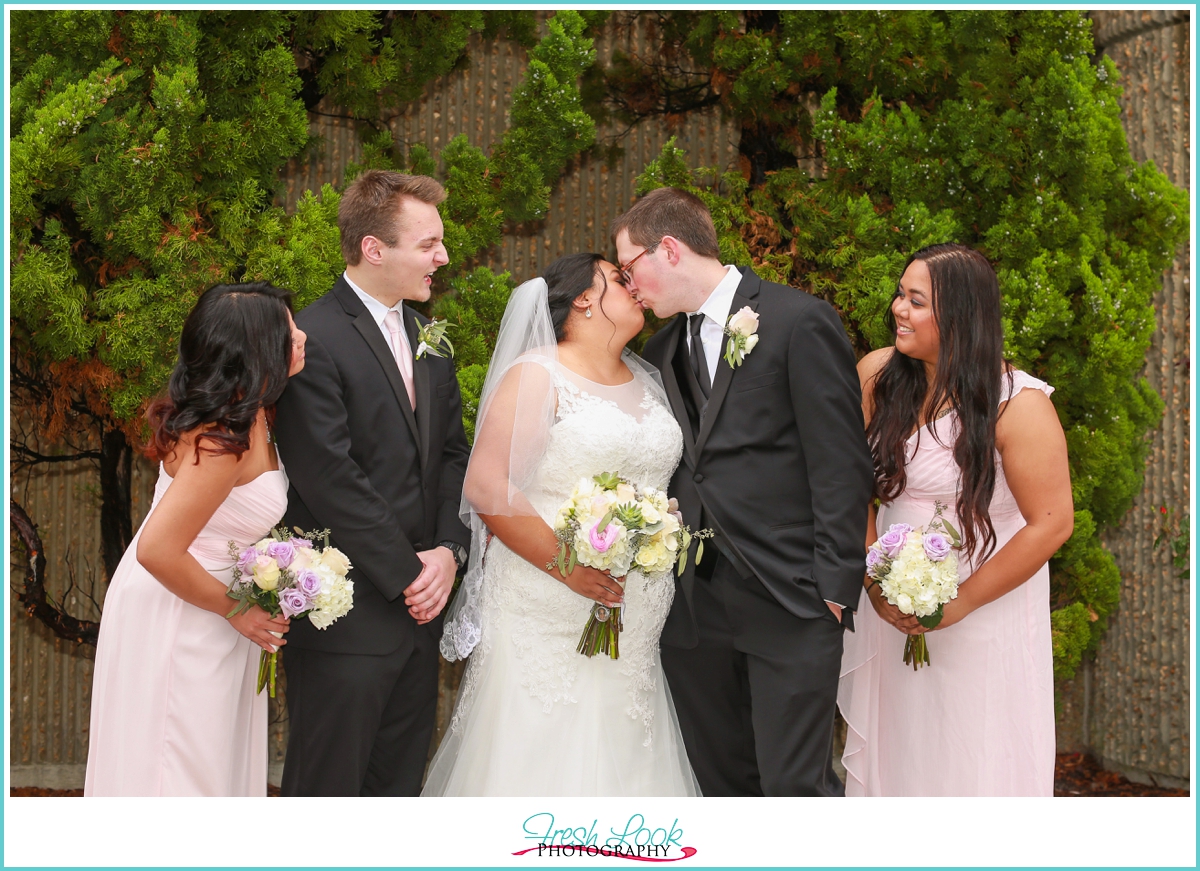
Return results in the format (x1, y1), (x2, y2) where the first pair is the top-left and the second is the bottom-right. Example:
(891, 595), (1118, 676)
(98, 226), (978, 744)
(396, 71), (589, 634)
(837, 370), (1056, 796)
(85, 464), (288, 796)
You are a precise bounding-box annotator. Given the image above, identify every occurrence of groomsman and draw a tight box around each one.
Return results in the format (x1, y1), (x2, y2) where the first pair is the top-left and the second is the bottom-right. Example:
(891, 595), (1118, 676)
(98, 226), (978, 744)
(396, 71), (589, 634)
(274, 171), (471, 795)
(615, 188), (874, 796)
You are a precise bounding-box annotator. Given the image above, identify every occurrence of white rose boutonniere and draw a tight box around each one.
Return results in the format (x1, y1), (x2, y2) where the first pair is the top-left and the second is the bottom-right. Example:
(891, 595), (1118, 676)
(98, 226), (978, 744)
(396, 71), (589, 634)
(415, 318), (455, 360)
(723, 305), (760, 368)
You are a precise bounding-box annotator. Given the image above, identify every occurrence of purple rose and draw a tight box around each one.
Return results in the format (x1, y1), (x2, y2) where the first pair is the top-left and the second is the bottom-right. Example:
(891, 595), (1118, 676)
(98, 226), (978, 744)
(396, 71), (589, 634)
(237, 546), (259, 573)
(923, 532), (952, 562)
(296, 568), (323, 599)
(865, 547), (886, 578)
(265, 540), (297, 569)
(290, 537), (314, 550)
(877, 525), (909, 559)
(279, 587), (309, 619)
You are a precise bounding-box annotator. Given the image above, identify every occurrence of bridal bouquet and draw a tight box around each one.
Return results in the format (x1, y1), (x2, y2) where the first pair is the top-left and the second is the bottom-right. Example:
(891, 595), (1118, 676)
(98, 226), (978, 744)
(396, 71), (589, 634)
(550, 472), (711, 659)
(866, 503), (960, 670)
(226, 527), (354, 696)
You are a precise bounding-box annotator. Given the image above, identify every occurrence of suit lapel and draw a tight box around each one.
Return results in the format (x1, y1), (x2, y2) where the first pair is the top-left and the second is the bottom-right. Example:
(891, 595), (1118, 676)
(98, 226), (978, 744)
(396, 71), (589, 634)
(658, 316), (697, 468)
(403, 306), (432, 472)
(694, 271), (762, 457)
(337, 279), (422, 451)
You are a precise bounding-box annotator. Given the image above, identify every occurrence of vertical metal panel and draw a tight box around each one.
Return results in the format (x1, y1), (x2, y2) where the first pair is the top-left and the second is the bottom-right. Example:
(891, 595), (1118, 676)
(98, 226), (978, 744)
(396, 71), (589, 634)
(8, 438), (156, 787)
(1072, 9), (1191, 786)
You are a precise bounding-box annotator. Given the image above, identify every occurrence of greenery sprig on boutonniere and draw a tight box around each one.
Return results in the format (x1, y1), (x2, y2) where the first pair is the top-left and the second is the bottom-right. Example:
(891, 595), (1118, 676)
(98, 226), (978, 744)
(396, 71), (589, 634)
(415, 319), (456, 360)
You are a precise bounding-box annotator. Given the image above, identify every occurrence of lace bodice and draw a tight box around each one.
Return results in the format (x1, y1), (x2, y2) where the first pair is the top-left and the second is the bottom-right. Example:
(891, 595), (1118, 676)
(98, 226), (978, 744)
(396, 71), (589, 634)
(452, 362), (684, 745)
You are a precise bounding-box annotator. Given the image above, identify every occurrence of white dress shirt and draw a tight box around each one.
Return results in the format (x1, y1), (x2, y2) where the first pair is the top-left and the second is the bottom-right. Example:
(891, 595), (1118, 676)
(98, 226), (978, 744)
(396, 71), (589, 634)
(345, 272), (415, 358)
(684, 265), (742, 385)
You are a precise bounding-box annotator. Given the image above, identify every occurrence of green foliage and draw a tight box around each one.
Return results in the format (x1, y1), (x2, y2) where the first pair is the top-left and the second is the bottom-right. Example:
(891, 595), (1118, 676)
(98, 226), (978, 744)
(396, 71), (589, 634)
(431, 268), (517, 442)
(289, 12), (541, 120)
(9, 9), (595, 444)
(1050, 602), (1092, 680)
(626, 11), (1187, 678)
(11, 10), (312, 427)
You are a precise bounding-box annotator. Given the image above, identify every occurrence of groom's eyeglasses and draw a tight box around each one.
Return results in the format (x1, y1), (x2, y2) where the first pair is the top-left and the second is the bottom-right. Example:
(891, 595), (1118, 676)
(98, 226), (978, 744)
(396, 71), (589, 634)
(618, 239), (662, 285)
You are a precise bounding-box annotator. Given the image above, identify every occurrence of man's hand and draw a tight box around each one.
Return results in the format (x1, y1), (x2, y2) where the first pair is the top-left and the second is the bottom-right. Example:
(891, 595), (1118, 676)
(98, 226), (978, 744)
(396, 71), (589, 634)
(405, 546), (458, 624)
(825, 601), (843, 623)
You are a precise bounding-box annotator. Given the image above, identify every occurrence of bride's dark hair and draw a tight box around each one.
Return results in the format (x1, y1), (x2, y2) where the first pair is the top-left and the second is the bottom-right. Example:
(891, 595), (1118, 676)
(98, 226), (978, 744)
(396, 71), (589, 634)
(146, 282), (294, 462)
(544, 253), (610, 341)
(867, 243), (1008, 562)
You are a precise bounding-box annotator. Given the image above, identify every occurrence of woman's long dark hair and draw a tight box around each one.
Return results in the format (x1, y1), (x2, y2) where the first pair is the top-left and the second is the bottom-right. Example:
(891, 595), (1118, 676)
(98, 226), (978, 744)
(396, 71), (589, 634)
(544, 253), (610, 341)
(146, 282), (294, 462)
(867, 243), (1007, 562)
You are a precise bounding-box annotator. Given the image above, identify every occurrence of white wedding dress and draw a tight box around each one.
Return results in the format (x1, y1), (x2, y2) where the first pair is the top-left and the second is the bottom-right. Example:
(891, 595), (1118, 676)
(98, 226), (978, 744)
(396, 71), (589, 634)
(423, 361), (700, 796)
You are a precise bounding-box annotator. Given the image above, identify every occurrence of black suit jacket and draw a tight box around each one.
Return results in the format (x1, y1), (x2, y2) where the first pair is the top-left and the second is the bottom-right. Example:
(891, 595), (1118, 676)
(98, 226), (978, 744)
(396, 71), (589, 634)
(641, 268), (874, 647)
(274, 277), (471, 655)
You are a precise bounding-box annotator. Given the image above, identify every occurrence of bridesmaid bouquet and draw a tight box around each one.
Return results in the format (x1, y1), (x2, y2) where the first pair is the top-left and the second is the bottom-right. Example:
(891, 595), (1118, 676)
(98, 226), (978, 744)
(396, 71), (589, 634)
(550, 472), (712, 659)
(866, 503), (960, 670)
(226, 527), (354, 696)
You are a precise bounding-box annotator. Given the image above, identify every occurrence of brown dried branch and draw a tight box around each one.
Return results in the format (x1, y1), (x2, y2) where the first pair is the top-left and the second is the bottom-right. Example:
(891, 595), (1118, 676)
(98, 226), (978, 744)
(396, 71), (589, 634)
(11, 499), (100, 646)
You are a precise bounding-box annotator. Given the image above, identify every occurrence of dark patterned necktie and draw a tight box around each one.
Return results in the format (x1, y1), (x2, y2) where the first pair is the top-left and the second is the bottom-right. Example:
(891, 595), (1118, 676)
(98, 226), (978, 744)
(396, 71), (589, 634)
(689, 313), (711, 399)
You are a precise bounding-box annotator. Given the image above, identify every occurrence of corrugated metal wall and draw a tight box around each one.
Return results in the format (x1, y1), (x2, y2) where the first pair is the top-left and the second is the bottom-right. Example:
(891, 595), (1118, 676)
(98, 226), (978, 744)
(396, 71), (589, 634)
(1061, 9), (1191, 788)
(8, 441), (157, 788)
(7, 12), (739, 789)
(281, 13), (738, 276)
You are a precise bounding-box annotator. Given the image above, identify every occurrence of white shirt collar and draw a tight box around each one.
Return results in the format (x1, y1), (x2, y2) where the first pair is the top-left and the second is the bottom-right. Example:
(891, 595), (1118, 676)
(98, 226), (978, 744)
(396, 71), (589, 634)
(690, 265), (742, 325)
(344, 271), (403, 327)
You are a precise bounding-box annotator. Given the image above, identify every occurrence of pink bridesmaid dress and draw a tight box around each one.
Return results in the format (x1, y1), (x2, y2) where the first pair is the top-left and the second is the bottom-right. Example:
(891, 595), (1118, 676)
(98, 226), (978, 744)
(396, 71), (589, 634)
(838, 370), (1056, 796)
(85, 463), (288, 796)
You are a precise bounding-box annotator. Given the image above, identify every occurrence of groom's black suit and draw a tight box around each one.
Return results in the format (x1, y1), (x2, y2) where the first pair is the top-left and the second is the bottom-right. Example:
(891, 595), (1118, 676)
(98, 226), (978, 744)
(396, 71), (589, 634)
(641, 267), (873, 796)
(274, 277), (470, 796)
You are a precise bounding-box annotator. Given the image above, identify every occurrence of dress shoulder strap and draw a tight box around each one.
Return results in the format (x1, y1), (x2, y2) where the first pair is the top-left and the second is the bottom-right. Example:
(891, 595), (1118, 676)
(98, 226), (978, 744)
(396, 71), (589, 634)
(1000, 368), (1054, 405)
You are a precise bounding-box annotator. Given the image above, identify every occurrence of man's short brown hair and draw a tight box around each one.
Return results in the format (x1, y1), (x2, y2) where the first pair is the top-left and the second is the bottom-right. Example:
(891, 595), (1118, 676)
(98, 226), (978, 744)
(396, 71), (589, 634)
(338, 170), (447, 265)
(610, 187), (721, 260)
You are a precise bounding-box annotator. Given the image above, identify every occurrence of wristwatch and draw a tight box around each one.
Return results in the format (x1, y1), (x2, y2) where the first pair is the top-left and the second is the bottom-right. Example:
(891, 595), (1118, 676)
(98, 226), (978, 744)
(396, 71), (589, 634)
(439, 540), (469, 573)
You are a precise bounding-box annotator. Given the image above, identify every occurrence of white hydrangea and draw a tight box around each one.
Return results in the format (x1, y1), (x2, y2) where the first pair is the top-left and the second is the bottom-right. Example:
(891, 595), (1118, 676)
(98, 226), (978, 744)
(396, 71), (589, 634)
(877, 535), (959, 618)
(307, 563), (354, 630)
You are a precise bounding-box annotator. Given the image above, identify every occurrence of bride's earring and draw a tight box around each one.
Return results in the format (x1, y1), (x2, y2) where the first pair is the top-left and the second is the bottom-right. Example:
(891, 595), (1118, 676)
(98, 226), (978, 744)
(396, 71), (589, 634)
(584, 307), (592, 318)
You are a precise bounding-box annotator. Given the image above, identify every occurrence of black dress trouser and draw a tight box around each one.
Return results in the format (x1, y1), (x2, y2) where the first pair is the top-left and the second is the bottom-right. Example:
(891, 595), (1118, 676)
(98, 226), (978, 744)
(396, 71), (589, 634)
(280, 619), (441, 796)
(661, 554), (846, 797)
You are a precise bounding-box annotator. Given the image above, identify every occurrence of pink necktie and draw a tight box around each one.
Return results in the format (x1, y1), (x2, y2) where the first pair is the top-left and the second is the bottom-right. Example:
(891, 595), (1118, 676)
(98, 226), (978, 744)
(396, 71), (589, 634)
(384, 309), (417, 410)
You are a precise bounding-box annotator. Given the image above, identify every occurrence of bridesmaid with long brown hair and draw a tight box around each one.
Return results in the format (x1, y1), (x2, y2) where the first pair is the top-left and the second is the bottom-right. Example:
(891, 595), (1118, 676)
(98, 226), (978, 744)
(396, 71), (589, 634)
(86, 282), (305, 796)
(838, 244), (1074, 796)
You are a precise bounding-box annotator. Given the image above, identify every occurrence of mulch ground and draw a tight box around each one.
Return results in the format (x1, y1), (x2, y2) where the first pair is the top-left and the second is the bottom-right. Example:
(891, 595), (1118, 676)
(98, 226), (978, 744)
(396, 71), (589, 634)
(1053, 752), (1188, 797)
(10, 754), (1188, 797)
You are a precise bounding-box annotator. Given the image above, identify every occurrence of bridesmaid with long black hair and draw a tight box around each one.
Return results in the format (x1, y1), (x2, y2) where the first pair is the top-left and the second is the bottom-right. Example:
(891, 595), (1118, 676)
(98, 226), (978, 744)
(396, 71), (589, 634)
(86, 282), (306, 796)
(838, 244), (1074, 796)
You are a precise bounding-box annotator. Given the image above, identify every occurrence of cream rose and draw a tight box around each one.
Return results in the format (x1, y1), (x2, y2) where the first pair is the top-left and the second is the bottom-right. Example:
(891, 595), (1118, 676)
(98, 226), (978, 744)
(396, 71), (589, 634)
(252, 555), (280, 591)
(727, 306), (760, 336)
(319, 547), (352, 576)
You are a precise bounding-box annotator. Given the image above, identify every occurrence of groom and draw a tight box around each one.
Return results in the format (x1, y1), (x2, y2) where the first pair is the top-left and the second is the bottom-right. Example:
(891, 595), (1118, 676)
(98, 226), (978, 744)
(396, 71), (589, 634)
(615, 187), (873, 796)
(273, 171), (471, 795)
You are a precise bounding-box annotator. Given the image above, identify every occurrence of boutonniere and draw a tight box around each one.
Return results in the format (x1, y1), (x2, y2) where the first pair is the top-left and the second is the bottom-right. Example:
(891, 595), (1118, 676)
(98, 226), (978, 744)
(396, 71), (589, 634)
(415, 318), (455, 360)
(722, 306), (760, 368)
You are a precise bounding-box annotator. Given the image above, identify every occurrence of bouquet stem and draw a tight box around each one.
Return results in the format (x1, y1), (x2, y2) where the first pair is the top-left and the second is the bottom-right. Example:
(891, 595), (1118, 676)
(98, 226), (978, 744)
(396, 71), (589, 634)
(577, 604), (623, 659)
(903, 634), (930, 670)
(257, 649), (278, 697)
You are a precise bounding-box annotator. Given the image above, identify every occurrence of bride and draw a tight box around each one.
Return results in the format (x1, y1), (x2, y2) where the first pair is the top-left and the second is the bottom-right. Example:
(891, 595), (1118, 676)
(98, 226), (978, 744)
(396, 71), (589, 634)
(424, 253), (700, 796)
